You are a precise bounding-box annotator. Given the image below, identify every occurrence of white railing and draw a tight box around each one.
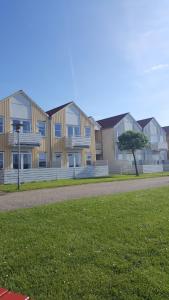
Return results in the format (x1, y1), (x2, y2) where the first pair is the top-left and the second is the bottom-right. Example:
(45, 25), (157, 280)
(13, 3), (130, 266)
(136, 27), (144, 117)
(151, 142), (168, 151)
(64, 136), (91, 149)
(94, 160), (108, 166)
(8, 132), (42, 147)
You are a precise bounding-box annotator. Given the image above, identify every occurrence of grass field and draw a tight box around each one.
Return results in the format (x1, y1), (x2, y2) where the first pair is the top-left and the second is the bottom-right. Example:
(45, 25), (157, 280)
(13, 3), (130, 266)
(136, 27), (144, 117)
(1, 186), (169, 299)
(0, 172), (169, 192)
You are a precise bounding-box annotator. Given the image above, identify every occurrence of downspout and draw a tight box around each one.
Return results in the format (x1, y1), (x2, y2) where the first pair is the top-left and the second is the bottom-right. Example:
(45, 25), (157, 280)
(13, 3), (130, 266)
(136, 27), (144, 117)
(48, 116), (52, 168)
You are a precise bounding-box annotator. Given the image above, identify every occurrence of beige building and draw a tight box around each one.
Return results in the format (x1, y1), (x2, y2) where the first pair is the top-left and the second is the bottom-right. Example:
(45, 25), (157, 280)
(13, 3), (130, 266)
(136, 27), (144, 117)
(0, 90), (96, 171)
(46, 101), (96, 168)
(162, 126), (169, 159)
(95, 113), (143, 172)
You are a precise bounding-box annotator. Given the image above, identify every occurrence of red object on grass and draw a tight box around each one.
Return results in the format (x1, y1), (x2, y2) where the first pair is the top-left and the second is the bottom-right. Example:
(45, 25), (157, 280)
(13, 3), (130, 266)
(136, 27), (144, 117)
(0, 288), (30, 300)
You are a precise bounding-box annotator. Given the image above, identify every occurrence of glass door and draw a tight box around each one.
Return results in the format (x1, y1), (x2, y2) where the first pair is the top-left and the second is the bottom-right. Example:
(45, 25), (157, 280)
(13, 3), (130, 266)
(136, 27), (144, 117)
(12, 153), (32, 169)
(67, 153), (81, 167)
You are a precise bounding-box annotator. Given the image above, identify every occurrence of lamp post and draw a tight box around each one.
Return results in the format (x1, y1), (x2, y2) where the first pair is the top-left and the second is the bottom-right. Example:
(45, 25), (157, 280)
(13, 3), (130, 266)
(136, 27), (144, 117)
(12, 123), (23, 190)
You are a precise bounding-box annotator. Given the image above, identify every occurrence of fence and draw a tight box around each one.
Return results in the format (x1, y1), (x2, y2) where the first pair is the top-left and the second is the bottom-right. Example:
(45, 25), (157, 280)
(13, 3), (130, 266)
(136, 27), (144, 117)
(0, 165), (109, 184)
(111, 164), (164, 174)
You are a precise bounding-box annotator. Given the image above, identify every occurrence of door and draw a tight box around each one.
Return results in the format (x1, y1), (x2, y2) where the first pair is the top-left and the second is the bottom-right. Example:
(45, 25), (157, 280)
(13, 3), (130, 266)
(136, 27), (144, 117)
(55, 153), (62, 168)
(12, 153), (32, 169)
(67, 153), (81, 167)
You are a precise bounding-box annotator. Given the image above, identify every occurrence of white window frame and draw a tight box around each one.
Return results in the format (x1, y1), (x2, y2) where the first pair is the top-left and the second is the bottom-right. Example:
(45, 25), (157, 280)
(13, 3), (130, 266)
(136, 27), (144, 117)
(84, 126), (91, 138)
(86, 152), (92, 165)
(67, 152), (81, 168)
(55, 123), (62, 138)
(11, 119), (32, 133)
(67, 125), (81, 137)
(39, 152), (47, 168)
(0, 152), (4, 169)
(37, 121), (46, 137)
(0, 116), (4, 134)
(12, 152), (32, 169)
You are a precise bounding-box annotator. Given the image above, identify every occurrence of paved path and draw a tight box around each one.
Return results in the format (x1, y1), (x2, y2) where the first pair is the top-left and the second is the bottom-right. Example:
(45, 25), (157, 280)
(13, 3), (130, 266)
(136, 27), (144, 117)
(0, 177), (169, 211)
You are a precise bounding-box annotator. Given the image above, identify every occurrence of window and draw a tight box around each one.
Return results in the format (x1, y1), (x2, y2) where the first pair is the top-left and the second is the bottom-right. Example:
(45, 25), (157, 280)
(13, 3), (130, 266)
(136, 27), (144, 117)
(55, 153), (62, 168)
(68, 126), (73, 137)
(0, 117), (4, 133)
(86, 153), (92, 165)
(85, 127), (91, 138)
(67, 153), (81, 167)
(12, 119), (20, 132)
(38, 121), (46, 136)
(67, 125), (80, 137)
(12, 153), (32, 169)
(74, 126), (80, 137)
(55, 123), (62, 138)
(0, 152), (4, 169)
(39, 152), (47, 168)
(23, 120), (31, 133)
(12, 119), (31, 133)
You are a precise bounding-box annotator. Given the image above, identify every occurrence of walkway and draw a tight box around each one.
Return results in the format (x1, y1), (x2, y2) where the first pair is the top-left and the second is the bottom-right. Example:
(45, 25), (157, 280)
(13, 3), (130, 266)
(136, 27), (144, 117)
(0, 177), (169, 211)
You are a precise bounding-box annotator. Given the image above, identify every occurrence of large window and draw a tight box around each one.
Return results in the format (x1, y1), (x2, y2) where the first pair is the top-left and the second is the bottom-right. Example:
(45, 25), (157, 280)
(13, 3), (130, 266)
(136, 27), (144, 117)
(67, 153), (81, 167)
(12, 153), (32, 169)
(39, 152), (47, 168)
(0, 117), (4, 133)
(85, 127), (91, 138)
(38, 121), (46, 136)
(0, 152), (4, 169)
(12, 119), (31, 133)
(23, 120), (31, 133)
(67, 125), (80, 137)
(55, 123), (62, 138)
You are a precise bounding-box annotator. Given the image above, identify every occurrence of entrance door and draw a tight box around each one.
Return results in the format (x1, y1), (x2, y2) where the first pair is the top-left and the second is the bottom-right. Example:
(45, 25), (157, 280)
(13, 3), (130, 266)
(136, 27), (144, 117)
(67, 153), (81, 167)
(12, 153), (32, 169)
(55, 153), (62, 168)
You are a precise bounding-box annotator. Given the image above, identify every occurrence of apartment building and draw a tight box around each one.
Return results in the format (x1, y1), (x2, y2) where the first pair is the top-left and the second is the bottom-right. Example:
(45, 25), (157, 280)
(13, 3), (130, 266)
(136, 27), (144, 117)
(94, 113), (168, 172)
(0, 90), (49, 170)
(163, 126), (169, 159)
(46, 101), (96, 168)
(137, 118), (168, 164)
(95, 113), (143, 172)
(0, 90), (96, 172)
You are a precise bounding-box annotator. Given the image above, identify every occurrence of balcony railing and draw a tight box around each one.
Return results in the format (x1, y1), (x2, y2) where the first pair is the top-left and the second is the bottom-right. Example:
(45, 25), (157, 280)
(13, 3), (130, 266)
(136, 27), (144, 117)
(151, 142), (168, 151)
(96, 142), (102, 154)
(8, 132), (42, 147)
(64, 136), (91, 149)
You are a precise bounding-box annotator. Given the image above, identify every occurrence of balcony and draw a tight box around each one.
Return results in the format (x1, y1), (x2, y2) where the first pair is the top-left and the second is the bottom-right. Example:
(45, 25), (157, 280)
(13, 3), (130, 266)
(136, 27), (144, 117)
(64, 136), (91, 149)
(8, 132), (42, 147)
(96, 142), (102, 154)
(151, 142), (168, 151)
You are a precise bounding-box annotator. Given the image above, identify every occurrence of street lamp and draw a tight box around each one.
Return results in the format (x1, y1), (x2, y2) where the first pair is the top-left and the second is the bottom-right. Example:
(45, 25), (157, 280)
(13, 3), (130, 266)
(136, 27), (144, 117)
(12, 123), (23, 190)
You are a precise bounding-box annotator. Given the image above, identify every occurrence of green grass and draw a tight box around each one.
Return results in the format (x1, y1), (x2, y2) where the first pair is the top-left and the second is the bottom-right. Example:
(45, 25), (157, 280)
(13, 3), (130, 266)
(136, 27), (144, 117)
(0, 172), (169, 193)
(1, 187), (169, 299)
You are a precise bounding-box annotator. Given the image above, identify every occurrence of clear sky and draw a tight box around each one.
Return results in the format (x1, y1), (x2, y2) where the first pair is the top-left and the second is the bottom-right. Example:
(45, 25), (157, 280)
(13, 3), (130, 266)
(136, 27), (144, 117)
(0, 0), (169, 125)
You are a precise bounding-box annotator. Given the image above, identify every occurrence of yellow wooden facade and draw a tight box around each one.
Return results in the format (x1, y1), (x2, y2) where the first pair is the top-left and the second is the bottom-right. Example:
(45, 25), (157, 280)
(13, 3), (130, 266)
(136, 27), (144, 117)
(0, 92), (96, 169)
(50, 104), (96, 167)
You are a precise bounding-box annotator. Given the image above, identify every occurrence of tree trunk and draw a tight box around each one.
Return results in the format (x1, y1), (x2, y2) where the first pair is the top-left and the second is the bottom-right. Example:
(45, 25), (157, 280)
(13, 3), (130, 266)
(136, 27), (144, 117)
(132, 149), (139, 176)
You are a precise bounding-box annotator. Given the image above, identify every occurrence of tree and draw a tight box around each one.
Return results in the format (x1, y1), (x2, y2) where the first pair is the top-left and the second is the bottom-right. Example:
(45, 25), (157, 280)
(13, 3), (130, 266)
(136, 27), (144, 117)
(118, 131), (148, 176)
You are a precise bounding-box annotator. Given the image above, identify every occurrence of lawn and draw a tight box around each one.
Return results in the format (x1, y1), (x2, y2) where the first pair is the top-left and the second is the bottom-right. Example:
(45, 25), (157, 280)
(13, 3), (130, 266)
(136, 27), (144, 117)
(1, 187), (169, 299)
(0, 172), (169, 192)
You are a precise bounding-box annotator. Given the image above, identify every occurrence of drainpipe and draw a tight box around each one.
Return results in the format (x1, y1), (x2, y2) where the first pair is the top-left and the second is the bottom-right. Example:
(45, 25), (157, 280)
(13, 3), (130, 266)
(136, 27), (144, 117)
(48, 116), (52, 168)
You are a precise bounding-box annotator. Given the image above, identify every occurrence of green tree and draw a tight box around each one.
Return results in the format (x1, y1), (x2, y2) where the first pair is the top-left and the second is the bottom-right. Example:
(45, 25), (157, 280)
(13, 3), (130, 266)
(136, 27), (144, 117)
(118, 131), (148, 176)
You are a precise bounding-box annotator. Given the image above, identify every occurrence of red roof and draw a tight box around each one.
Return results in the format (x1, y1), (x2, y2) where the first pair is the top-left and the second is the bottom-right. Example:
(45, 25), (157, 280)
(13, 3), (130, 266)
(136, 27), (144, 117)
(97, 113), (128, 129)
(137, 118), (153, 128)
(46, 102), (72, 117)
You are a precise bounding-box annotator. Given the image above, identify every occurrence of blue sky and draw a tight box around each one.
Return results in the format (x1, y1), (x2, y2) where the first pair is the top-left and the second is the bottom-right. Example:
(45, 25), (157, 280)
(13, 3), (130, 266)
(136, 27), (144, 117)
(0, 0), (169, 125)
